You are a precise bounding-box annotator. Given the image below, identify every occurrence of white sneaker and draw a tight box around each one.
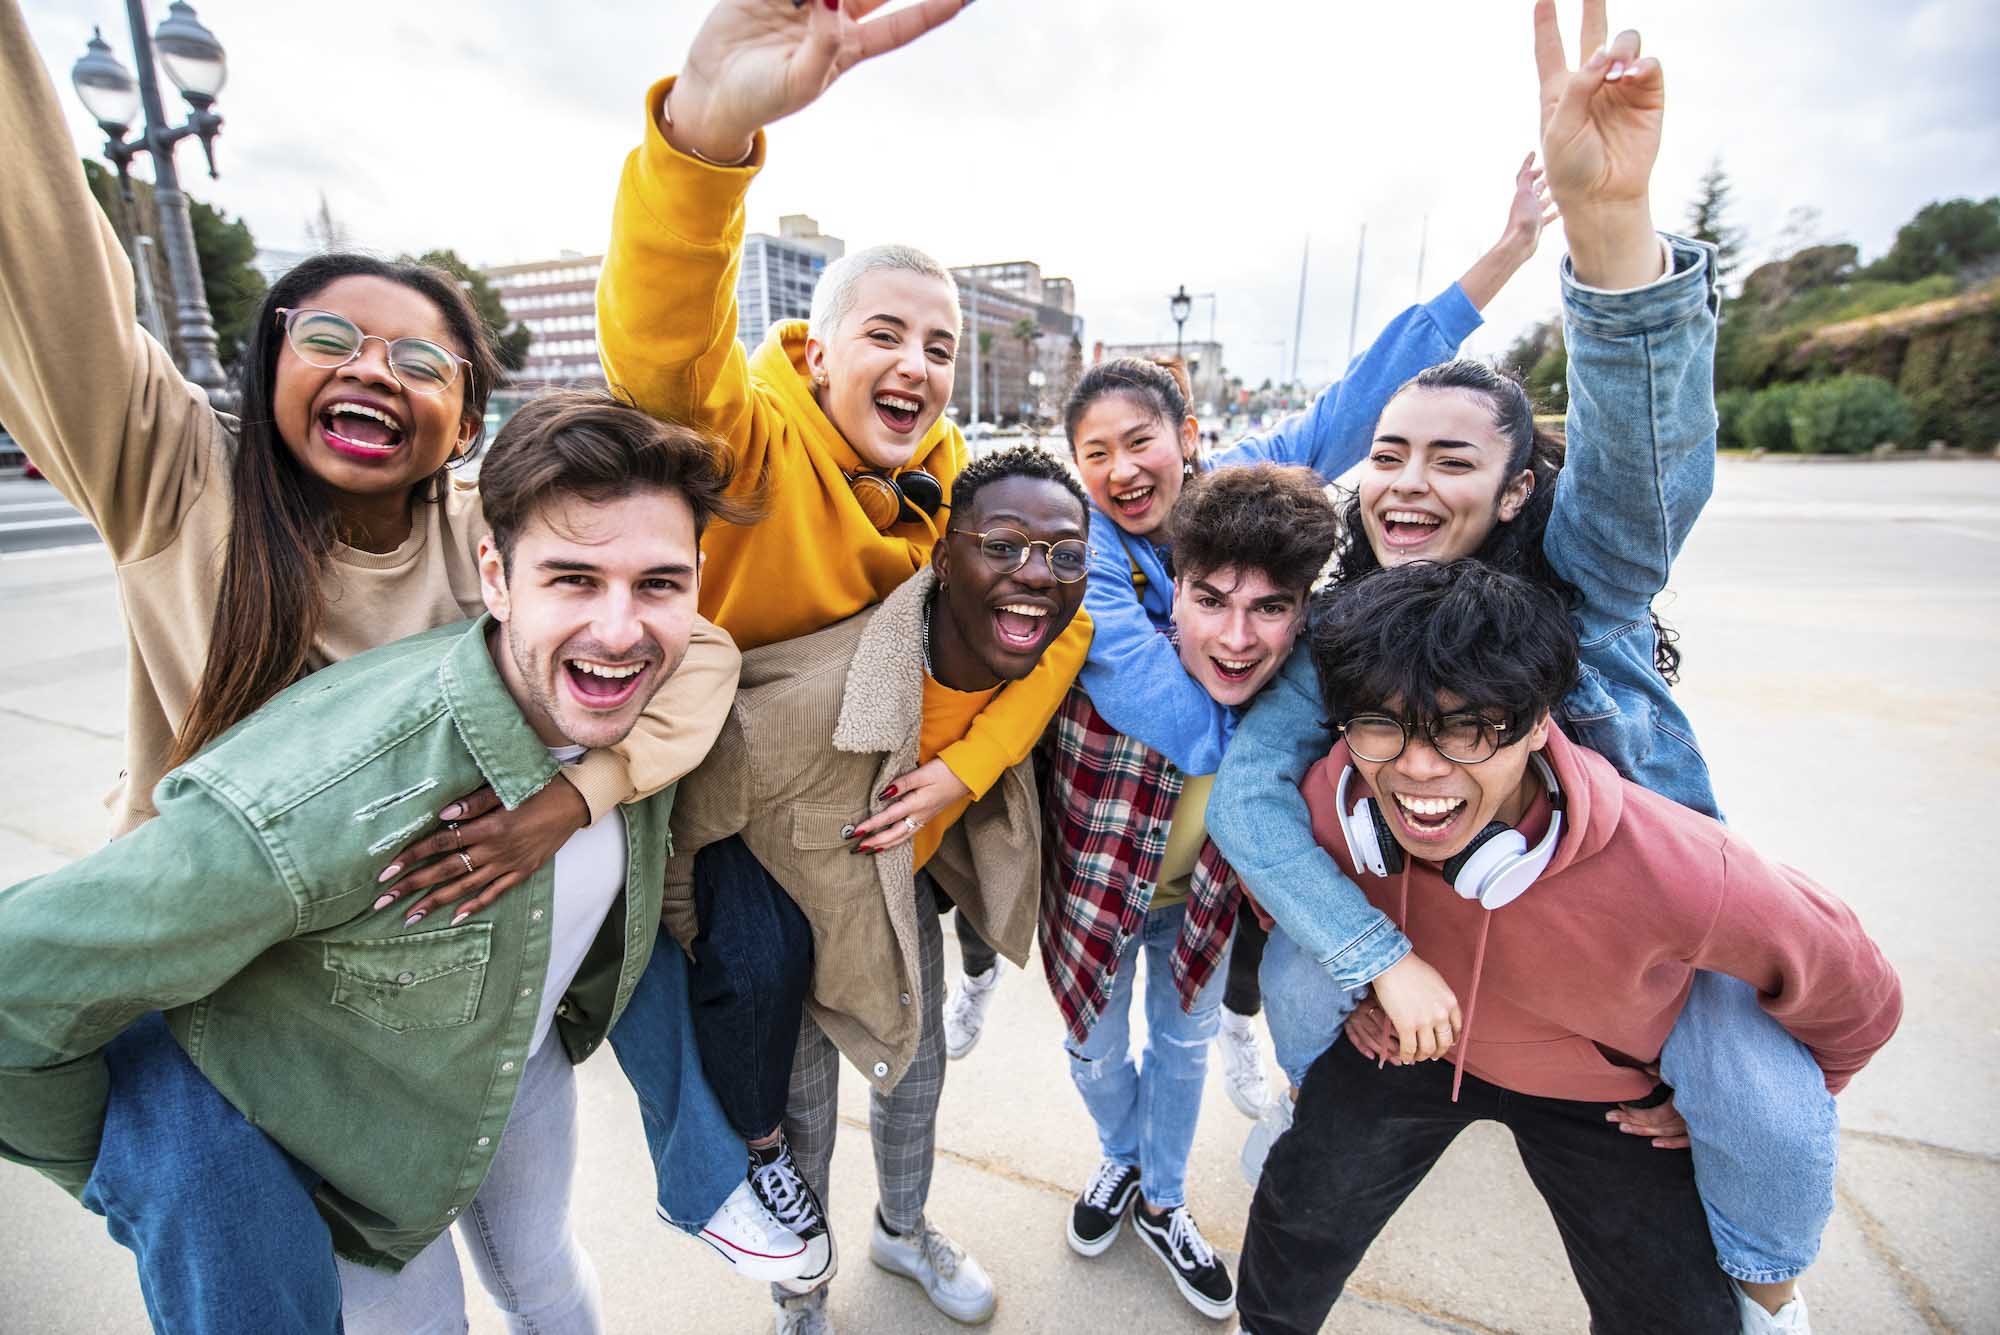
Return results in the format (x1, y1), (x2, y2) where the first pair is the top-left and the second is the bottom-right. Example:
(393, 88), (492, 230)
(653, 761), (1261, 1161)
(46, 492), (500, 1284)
(1734, 1281), (1812, 1334)
(773, 1284), (834, 1335)
(1239, 1088), (1294, 1187)
(869, 1212), (996, 1324)
(943, 962), (1004, 1061)
(1217, 1008), (1272, 1119)
(686, 1178), (809, 1281)
(749, 1138), (838, 1295)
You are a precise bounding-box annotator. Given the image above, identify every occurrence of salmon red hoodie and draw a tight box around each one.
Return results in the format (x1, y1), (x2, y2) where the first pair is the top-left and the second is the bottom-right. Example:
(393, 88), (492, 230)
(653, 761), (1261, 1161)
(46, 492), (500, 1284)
(1302, 727), (1902, 1103)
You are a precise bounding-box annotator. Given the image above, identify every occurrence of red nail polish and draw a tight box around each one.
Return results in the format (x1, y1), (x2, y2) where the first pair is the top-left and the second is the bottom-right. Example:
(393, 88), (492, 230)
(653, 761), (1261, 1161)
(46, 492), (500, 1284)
(824, 0), (839, 10)
(880, 786), (897, 800)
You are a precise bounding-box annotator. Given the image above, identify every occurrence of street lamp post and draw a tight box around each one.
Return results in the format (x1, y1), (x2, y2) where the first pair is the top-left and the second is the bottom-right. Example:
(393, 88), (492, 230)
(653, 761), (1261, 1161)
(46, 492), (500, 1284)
(1169, 284), (1192, 364)
(72, 2), (232, 403)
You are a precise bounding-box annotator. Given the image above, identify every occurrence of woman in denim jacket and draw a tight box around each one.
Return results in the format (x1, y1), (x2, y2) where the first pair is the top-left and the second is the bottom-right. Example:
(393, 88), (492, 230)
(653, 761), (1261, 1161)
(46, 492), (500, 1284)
(1206, 16), (1831, 1327)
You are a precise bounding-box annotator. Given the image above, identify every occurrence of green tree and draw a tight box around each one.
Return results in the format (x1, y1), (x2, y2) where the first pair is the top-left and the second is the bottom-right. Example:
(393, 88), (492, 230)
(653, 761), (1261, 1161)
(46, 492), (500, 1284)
(1866, 197), (2000, 282)
(404, 249), (531, 371)
(1011, 316), (1042, 421)
(189, 198), (267, 369)
(1500, 315), (1561, 383)
(1685, 157), (1747, 281)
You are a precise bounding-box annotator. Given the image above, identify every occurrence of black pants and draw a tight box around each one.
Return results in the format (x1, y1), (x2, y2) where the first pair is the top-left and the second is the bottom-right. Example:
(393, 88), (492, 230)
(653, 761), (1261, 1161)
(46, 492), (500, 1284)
(1237, 1037), (1735, 1335)
(1224, 910), (1268, 1016)
(689, 834), (817, 1140)
(953, 908), (997, 977)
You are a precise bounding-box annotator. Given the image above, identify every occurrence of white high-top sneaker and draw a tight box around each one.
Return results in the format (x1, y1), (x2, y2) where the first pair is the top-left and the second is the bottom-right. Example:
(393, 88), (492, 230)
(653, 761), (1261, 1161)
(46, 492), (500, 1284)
(1217, 1008), (1273, 1118)
(942, 962), (1005, 1061)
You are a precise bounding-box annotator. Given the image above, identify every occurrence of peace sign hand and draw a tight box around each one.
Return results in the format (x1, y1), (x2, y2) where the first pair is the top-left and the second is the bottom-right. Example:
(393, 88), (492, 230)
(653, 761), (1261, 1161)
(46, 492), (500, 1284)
(667, 0), (971, 164)
(1532, 0), (1665, 289)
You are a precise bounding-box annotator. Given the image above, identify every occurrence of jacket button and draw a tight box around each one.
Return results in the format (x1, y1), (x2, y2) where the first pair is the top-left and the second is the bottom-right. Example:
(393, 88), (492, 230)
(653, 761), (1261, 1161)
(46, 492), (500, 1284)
(531, 909), (545, 922)
(396, 971), (415, 986)
(446, 1206), (459, 1217)
(899, 992), (911, 1006)
(501, 1061), (516, 1073)
(520, 987), (533, 998)
(872, 1061), (889, 1078)
(477, 1136), (491, 1148)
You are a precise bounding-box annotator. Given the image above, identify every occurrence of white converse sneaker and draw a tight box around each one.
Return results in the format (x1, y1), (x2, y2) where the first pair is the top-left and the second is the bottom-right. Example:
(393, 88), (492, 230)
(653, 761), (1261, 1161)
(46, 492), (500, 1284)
(1217, 1008), (1272, 1119)
(1239, 1087), (1294, 1187)
(943, 962), (1004, 1061)
(749, 1137), (837, 1294)
(773, 1284), (834, 1335)
(1734, 1281), (1812, 1334)
(687, 1178), (809, 1281)
(869, 1212), (996, 1324)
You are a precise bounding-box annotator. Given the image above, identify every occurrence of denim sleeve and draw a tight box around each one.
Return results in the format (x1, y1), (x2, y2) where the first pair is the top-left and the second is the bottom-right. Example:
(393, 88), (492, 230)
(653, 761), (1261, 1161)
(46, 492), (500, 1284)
(0, 778), (297, 1193)
(1206, 645), (1411, 989)
(1546, 234), (1723, 818)
(1223, 284), (1483, 476)
(1077, 514), (1232, 775)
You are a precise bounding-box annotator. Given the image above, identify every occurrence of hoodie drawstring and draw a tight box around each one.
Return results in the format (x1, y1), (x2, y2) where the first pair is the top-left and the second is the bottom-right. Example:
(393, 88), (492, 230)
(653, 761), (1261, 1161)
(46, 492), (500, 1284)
(1451, 913), (1494, 1103)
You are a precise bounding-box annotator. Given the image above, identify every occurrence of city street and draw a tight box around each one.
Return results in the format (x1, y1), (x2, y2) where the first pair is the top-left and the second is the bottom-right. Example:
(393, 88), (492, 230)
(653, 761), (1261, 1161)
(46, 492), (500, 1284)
(0, 456), (1995, 1333)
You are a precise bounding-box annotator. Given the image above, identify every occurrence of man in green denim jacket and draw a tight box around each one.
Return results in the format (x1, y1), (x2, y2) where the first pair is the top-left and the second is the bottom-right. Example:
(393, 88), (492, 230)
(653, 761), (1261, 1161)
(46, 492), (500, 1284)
(0, 393), (741, 1285)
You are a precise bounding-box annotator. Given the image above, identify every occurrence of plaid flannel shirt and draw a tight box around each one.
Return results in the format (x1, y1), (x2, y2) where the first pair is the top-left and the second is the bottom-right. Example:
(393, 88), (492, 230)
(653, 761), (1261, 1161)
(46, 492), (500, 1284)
(1039, 685), (1241, 1044)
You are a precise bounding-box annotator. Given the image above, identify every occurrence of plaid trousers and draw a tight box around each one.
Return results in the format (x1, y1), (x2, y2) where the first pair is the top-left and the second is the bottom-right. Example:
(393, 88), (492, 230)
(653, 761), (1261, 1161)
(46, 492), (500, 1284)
(775, 873), (948, 1297)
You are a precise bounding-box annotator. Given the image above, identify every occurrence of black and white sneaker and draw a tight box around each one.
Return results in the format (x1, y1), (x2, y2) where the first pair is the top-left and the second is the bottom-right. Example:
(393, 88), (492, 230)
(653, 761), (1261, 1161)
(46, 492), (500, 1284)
(1132, 1203), (1236, 1318)
(749, 1137), (837, 1294)
(1066, 1160), (1141, 1257)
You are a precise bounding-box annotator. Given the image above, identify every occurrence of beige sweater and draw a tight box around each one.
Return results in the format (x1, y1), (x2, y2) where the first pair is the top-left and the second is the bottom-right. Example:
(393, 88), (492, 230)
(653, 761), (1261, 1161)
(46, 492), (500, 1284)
(0, 1), (737, 835)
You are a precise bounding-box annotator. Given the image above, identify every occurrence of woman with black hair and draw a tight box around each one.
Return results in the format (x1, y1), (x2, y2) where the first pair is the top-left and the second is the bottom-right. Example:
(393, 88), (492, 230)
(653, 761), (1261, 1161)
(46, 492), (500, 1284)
(0, 3), (769, 1327)
(1208, 4), (1831, 1329)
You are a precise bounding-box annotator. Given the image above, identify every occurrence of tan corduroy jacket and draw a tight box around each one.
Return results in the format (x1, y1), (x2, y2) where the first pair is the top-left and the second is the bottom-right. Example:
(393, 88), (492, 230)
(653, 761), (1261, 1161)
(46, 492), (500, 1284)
(665, 568), (1042, 1091)
(0, 1), (736, 835)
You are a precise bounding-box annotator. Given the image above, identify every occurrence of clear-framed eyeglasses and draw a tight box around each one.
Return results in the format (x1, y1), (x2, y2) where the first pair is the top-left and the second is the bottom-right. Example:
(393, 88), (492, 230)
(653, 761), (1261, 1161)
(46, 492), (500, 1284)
(950, 527), (1090, 584)
(276, 307), (471, 396)
(1338, 711), (1517, 765)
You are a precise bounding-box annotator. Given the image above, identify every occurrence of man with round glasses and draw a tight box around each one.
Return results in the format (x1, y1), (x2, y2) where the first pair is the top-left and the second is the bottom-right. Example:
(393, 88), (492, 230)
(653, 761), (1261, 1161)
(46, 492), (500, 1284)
(1234, 559), (1902, 1335)
(654, 446), (1088, 1332)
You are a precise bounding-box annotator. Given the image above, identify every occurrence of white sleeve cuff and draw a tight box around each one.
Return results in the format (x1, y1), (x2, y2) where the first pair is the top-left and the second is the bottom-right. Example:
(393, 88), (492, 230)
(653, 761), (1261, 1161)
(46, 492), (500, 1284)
(1565, 237), (1678, 295)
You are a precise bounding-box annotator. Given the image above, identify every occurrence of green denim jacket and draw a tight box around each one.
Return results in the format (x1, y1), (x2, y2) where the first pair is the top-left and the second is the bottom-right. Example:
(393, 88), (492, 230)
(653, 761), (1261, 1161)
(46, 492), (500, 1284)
(0, 616), (674, 1268)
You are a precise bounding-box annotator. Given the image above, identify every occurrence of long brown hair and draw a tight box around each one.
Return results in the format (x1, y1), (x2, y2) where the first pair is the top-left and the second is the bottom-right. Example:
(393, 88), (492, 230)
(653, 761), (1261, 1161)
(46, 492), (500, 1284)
(165, 253), (502, 769)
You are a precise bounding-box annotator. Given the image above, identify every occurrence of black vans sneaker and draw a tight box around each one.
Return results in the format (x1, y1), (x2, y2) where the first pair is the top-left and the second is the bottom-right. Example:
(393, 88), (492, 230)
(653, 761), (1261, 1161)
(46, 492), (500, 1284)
(1132, 1202), (1236, 1318)
(1066, 1160), (1141, 1257)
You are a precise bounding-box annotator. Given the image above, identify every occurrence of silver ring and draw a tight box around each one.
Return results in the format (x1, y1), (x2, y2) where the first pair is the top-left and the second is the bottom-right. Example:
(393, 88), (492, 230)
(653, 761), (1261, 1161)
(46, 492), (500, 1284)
(457, 850), (476, 876)
(903, 817), (922, 834)
(447, 821), (464, 850)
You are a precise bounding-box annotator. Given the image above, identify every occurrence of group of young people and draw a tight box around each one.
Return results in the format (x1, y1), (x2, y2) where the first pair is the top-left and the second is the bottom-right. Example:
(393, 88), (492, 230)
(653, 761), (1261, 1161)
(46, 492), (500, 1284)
(0, 1), (1904, 1333)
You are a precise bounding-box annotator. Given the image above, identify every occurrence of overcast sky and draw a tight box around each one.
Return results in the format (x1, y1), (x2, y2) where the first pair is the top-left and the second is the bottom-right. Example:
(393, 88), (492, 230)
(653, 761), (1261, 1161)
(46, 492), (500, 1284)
(23, 0), (2000, 387)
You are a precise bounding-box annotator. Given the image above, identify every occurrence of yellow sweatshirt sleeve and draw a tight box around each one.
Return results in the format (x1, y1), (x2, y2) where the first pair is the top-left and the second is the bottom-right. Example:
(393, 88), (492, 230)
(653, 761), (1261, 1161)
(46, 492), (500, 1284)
(598, 76), (777, 490)
(567, 614), (742, 822)
(937, 608), (1093, 799)
(0, 0), (217, 565)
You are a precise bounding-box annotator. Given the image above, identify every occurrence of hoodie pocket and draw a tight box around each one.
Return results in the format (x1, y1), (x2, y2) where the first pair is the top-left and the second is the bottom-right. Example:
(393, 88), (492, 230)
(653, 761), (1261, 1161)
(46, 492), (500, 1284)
(323, 923), (493, 1033)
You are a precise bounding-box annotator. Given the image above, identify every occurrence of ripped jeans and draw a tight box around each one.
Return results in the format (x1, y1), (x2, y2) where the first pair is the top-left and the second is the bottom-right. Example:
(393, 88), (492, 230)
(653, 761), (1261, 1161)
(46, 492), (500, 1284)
(1064, 901), (1228, 1210)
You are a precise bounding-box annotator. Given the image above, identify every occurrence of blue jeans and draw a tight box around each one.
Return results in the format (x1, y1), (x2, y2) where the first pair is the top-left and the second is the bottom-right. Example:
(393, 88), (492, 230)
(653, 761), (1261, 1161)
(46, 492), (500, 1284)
(605, 923), (756, 1233)
(1264, 954), (1835, 1283)
(1064, 901), (1227, 1210)
(81, 1012), (343, 1335)
(337, 1037), (601, 1334)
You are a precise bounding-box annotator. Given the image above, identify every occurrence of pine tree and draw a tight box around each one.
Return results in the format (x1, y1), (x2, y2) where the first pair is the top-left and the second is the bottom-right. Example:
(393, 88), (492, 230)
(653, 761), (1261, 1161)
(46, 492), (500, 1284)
(1686, 157), (1747, 280)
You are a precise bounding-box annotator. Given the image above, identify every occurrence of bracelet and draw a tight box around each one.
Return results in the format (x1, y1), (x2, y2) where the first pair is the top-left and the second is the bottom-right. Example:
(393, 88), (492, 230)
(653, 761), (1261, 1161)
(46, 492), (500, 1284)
(660, 91), (755, 168)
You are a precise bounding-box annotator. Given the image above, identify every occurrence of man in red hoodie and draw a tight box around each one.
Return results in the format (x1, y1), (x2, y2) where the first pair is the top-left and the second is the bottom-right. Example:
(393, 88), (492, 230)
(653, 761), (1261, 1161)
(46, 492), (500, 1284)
(1233, 560), (1902, 1335)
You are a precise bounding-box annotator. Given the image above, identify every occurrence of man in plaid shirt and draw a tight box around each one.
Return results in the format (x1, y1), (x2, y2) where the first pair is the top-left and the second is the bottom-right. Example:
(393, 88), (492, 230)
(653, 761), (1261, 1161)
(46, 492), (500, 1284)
(1039, 460), (1342, 1320)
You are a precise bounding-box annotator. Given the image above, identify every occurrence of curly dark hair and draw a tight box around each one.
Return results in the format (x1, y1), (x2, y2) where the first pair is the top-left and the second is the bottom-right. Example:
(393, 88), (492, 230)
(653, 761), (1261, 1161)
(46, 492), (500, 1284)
(1331, 359), (1681, 684)
(1312, 559), (1580, 734)
(1165, 462), (1338, 596)
(948, 443), (1088, 523)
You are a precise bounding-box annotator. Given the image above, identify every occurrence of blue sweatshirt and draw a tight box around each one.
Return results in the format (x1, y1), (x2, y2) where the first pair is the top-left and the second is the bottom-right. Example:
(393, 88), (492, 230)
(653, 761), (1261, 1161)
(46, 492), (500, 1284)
(1076, 284), (1484, 775)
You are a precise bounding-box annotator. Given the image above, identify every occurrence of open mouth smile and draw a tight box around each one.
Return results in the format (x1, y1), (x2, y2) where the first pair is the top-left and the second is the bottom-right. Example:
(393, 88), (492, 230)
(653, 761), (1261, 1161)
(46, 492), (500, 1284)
(1391, 792), (1468, 843)
(874, 391), (924, 435)
(319, 399), (407, 460)
(561, 656), (653, 712)
(1109, 483), (1156, 522)
(1210, 655), (1262, 684)
(992, 601), (1052, 652)
(1379, 508), (1443, 549)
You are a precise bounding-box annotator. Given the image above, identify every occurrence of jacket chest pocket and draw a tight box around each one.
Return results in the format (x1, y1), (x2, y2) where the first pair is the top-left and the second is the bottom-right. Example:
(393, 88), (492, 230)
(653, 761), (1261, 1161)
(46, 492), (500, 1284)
(323, 924), (493, 1032)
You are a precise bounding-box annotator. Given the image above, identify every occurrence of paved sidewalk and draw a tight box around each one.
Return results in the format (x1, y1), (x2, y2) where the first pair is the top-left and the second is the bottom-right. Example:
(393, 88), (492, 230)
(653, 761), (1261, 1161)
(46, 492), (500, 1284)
(1, 457), (1995, 1332)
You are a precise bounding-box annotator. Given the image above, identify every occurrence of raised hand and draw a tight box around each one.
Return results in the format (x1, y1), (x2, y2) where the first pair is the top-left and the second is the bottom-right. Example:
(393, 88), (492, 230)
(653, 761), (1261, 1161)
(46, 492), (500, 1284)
(667, 0), (971, 163)
(1532, 0), (1665, 288)
(1503, 151), (1561, 255)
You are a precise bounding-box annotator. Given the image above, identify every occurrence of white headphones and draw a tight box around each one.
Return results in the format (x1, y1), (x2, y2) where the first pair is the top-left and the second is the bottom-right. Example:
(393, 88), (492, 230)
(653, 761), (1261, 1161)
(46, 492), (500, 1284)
(1335, 753), (1565, 910)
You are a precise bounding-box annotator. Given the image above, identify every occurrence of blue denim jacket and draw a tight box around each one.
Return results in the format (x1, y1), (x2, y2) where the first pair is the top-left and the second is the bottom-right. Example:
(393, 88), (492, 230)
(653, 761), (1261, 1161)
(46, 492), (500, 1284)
(1206, 234), (1722, 989)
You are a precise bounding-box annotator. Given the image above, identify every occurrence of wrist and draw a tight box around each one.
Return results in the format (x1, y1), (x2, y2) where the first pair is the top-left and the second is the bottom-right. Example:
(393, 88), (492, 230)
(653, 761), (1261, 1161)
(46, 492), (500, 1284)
(661, 80), (756, 167)
(1560, 197), (1660, 288)
(551, 772), (593, 831)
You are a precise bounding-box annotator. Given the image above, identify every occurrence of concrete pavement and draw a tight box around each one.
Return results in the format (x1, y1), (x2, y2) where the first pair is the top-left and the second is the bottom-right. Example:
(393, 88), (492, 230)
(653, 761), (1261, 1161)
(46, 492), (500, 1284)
(0, 456), (1995, 1333)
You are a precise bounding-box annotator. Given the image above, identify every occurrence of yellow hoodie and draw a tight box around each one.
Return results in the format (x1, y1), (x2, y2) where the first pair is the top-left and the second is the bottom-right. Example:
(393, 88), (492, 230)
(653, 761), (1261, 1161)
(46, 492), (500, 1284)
(598, 78), (1089, 799)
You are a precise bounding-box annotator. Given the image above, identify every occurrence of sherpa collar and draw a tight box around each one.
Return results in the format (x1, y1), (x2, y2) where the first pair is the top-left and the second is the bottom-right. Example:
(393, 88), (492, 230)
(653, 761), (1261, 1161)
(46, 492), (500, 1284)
(832, 565), (937, 755)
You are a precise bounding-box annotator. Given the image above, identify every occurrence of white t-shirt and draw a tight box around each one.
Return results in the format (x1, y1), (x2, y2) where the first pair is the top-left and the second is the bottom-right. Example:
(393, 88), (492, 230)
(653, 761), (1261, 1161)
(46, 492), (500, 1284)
(529, 745), (630, 1056)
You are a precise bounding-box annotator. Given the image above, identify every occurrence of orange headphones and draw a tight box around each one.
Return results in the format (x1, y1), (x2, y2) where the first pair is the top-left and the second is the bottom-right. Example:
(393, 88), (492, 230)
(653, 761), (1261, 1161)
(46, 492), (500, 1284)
(848, 467), (945, 535)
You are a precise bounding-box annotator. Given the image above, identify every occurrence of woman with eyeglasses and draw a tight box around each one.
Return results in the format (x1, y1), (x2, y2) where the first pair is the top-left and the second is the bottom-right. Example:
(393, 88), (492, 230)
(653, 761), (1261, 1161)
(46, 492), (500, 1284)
(0, 4), (768, 1327)
(1207, 6), (1833, 1329)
